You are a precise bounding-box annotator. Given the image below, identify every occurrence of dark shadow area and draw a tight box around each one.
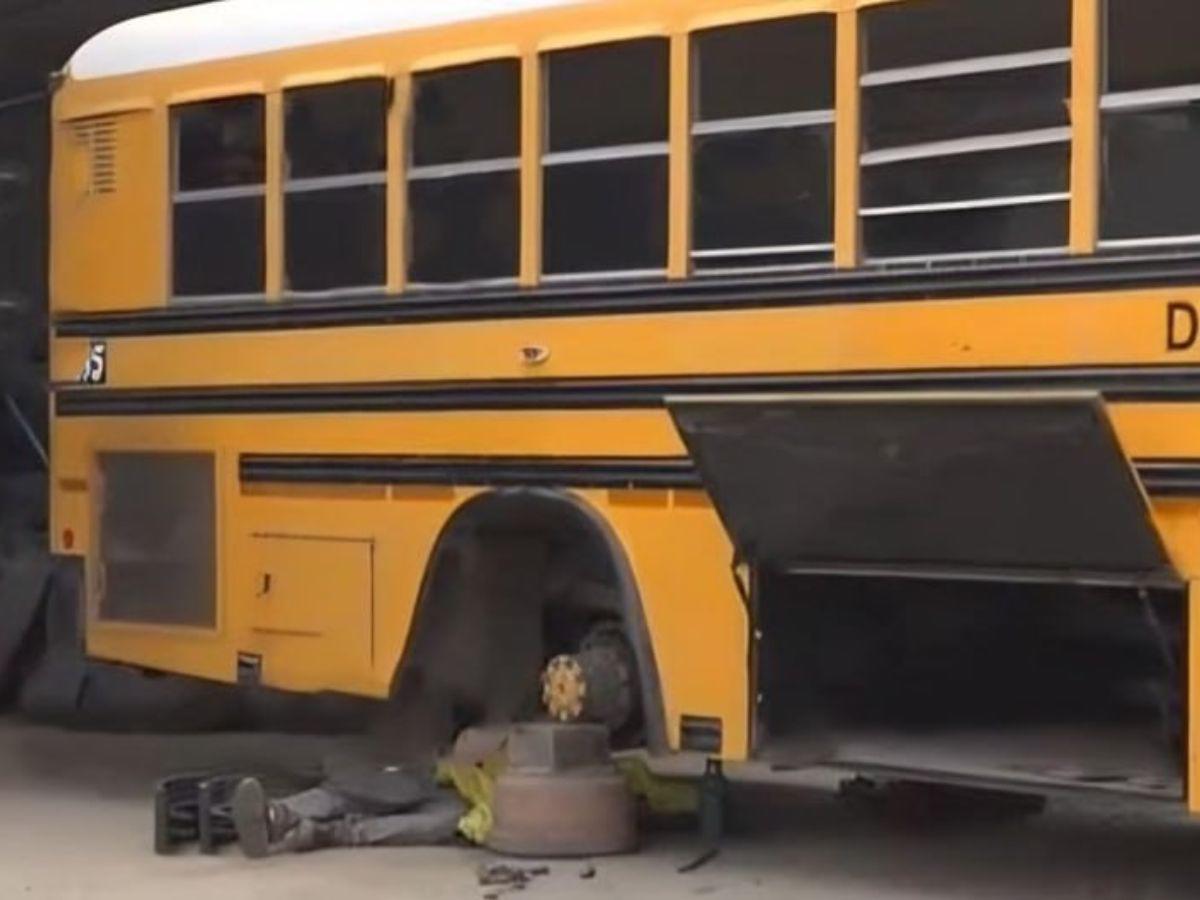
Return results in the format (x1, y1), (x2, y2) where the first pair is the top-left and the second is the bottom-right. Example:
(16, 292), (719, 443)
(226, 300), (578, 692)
(394, 489), (663, 753)
(758, 574), (1184, 797)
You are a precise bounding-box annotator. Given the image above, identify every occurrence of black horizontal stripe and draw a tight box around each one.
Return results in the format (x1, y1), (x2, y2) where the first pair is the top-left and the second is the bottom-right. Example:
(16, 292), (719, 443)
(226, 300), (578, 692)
(241, 454), (701, 490)
(1132, 460), (1200, 498)
(53, 364), (1200, 417)
(242, 452), (1196, 498)
(56, 251), (1200, 338)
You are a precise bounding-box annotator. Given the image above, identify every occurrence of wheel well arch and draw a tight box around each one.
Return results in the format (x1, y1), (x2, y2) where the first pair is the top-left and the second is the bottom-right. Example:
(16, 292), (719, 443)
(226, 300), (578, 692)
(391, 488), (667, 752)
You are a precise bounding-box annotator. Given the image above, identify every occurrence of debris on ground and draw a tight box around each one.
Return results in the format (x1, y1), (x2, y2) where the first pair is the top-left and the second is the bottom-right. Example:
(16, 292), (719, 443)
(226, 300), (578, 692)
(677, 847), (719, 874)
(476, 861), (551, 894)
(578, 863), (596, 879)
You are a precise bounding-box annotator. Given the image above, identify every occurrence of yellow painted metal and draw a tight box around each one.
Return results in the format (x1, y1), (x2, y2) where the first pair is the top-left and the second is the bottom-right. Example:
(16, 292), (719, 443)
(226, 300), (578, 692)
(1070, 0), (1100, 254)
(49, 0), (1117, 309)
(519, 53), (543, 288)
(1190, 581), (1200, 812)
(1192, 580), (1200, 812)
(388, 74), (409, 294)
(245, 534), (375, 691)
(75, 440), (748, 751)
(264, 90), (284, 298)
(49, 408), (689, 560)
(834, 7), (860, 268)
(46, 0), (1200, 772)
(50, 107), (166, 311)
(50, 287), (1200, 390)
(668, 32), (692, 279)
(49, 0), (936, 312)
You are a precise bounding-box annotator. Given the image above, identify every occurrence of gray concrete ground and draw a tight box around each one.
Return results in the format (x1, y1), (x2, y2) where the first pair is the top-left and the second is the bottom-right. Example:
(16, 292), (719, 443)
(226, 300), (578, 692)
(1, 715), (1199, 899)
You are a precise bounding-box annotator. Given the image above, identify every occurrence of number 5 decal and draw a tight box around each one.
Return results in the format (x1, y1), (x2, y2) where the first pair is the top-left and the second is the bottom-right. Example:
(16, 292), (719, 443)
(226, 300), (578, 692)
(78, 342), (107, 385)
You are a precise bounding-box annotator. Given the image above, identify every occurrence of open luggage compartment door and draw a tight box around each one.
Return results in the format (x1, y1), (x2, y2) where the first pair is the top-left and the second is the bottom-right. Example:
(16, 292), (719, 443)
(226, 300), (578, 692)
(668, 392), (1173, 584)
(670, 392), (1184, 795)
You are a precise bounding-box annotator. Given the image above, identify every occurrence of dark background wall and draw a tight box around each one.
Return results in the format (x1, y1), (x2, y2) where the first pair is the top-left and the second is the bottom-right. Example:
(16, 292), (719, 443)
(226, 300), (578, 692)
(0, 1), (201, 549)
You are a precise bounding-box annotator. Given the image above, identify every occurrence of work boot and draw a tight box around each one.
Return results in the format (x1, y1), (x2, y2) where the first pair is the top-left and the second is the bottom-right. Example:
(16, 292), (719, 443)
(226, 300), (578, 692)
(231, 777), (301, 859)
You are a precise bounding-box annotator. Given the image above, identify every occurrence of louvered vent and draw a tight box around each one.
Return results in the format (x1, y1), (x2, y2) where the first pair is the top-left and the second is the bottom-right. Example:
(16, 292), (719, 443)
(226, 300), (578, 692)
(72, 117), (118, 195)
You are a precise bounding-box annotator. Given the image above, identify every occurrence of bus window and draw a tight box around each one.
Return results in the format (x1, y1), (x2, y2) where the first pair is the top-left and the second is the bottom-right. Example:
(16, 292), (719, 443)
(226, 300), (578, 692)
(172, 96), (265, 298)
(1101, 0), (1200, 250)
(542, 39), (669, 278)
(692, 15), (835, 275)
(860, 0), (1071, 263)
(408, 59), (520, 286)
(284, 78), (387, 293)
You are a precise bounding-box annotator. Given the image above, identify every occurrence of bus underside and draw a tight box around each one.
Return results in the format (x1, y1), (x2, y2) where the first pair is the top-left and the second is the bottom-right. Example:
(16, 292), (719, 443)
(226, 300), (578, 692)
(671, 392), (1186, 799)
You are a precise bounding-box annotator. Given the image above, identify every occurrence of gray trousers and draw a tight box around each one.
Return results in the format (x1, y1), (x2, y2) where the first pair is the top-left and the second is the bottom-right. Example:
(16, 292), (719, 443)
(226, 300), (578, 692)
(280, 785), (464, 847)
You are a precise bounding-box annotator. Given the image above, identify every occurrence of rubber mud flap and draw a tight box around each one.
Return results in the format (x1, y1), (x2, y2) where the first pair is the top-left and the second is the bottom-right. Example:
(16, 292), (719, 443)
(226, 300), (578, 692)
(0, 551), (52, 697)
(17, 653), (87, 723)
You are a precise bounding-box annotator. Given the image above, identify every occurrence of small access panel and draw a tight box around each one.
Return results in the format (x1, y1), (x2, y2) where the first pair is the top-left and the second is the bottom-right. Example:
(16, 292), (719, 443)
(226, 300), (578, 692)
(245, 533), (375, 692)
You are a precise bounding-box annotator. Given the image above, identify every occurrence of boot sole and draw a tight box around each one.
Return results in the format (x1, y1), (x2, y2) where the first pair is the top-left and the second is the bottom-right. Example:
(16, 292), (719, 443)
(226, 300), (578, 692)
(231, 779), (270, 859)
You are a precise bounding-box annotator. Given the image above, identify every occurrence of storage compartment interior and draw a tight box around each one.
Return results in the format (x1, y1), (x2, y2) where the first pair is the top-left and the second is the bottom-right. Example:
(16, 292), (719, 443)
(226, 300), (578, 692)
(756, 573), (1185, 797)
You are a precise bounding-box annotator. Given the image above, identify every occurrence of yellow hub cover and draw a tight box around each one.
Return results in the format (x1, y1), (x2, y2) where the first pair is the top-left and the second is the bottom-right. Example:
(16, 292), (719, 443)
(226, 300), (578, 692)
(541, 655), (587, 722)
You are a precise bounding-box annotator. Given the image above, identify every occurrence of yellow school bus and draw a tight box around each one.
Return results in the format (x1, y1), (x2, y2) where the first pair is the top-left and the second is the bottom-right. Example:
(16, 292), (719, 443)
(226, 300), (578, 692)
(47, 0), (1200, 812)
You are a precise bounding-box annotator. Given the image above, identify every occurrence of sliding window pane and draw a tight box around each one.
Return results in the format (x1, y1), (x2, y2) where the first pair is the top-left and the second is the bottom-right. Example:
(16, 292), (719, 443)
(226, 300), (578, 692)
(864, 202), (1067, 258)
(863, 143), (1068, 209)
(695, 16), (834, 120)
(543, 156), (668, 275)
(413, 60), (520, 166)
(694, 128), (832, 251)
(175, 96), (264, 190)
(408, 171), (518, 283)
(285, 79), (387, 178)
(1108, 0), (1200, 94)
(172, 196), (264, 296)
(547, 39), (668, 152)
(286, 185), (386, 291)
(865, 0), (1069, 71)
(1102, 107), (1200, 242)
(863, 65), (1068, 150)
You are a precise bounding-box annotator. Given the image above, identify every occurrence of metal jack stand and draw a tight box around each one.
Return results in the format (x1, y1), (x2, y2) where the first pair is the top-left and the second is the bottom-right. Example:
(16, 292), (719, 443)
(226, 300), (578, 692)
(678, 759), (726, 873)
(154, 772), (246, 855)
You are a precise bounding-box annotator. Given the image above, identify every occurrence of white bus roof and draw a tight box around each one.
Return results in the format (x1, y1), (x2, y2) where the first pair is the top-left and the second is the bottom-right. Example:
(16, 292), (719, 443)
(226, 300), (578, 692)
(68, 0), (584, 81)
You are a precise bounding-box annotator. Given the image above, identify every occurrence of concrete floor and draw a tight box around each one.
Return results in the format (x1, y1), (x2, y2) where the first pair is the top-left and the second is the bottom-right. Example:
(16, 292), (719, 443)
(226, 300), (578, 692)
(1, 716), (1200, 899)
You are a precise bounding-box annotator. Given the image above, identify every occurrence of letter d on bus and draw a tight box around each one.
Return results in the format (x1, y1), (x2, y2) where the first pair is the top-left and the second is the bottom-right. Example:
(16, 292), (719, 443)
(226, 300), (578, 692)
(1168, 302), (1199, 351)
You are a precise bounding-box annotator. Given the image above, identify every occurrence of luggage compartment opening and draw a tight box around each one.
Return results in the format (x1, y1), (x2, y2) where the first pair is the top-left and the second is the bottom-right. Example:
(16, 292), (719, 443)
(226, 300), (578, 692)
(756, 572), (1185, 798)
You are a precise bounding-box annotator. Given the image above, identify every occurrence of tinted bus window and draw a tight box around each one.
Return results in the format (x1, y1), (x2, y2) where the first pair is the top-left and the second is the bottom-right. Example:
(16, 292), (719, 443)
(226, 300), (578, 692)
(860, 0), (1070, 262)
(542, 39), (669, 277)
(1101, 0), (1200, 248)
(286, 79), (387, 178)
(408, 60), (520, 285)
(172, 96), (265, 297)
(1108, 0), (1200, 94)
(413, 59), (520, 166)
(692, 15), (835, 275)
(284, 78), (387, 292)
